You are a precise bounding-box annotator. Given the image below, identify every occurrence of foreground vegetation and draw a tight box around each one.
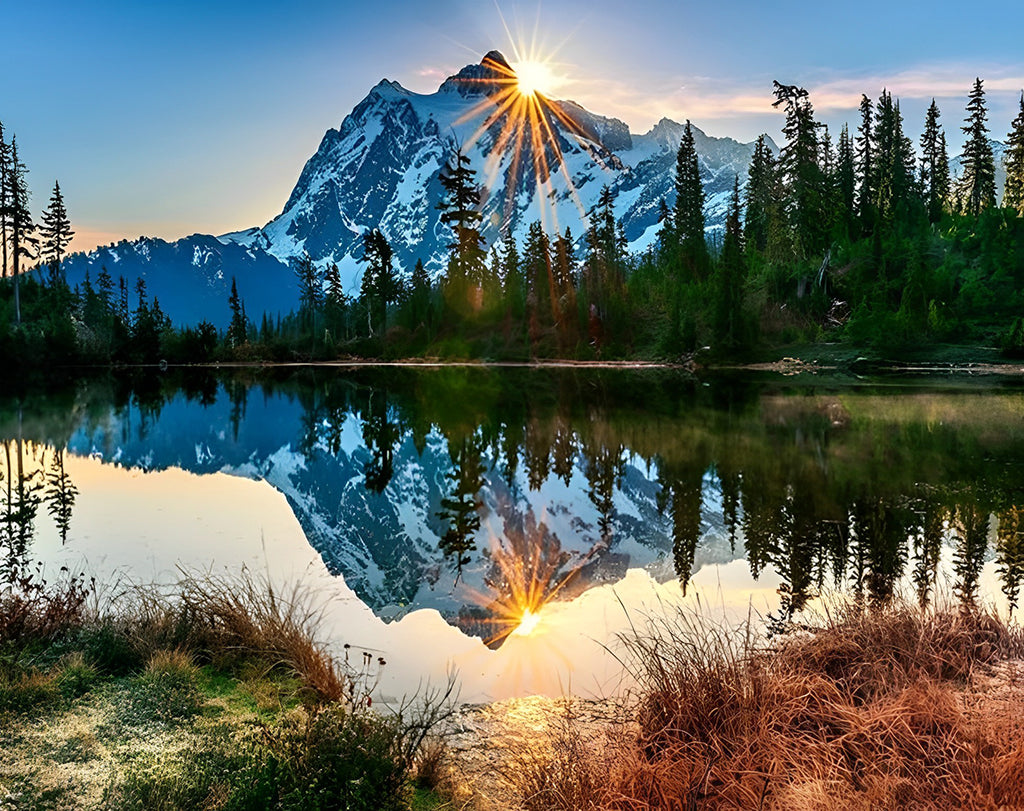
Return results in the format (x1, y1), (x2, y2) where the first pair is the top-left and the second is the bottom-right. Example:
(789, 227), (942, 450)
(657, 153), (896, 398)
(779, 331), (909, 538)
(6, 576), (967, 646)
(505, 599), (1024, 810)
(0, 567), (455, 810)
(4, 562), (1024, 809)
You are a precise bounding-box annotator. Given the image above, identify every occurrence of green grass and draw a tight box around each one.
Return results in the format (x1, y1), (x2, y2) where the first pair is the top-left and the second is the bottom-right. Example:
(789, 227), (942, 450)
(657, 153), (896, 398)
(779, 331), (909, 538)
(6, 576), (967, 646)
(0, 568), (457, 810)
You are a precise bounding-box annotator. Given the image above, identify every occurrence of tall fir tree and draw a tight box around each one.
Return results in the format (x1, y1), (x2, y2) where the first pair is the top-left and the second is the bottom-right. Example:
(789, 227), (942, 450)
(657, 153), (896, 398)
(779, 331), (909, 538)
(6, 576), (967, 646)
(713, 176), (748, 350)
(7, 138), (38, 326)
(1004, 92), (1024, 215)
(835, 124), (857, 236)
(408, 257), (431, 329)
(744, 134), (776, 252)
(500, 228), (526, 322)
(773, 81), (828, 257)
(959, 77), (997, 216)
(227, 277), (248, 348)
(673, 120), (709, 280)
(920, 99), (951, 222)
(871, 91), (918, 226)
(855, 94), (876, 229)
(522, 220), (554, 331)
(39, 180), (74, 282)
(437, 145), (486, 310)
(0, 122), (9, 280)
(358, 228), (399, 335)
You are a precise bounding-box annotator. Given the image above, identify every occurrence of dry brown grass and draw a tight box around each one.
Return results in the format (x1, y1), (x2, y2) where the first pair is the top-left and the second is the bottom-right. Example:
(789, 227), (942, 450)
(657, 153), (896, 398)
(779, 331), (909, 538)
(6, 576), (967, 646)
(100, 569), (352, 703)
(506, 599), (1024, 810)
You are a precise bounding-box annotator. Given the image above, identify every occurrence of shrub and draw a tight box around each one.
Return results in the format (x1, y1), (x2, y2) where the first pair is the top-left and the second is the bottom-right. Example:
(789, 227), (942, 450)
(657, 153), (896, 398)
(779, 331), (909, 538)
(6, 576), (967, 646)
(54, 651), (98, 699)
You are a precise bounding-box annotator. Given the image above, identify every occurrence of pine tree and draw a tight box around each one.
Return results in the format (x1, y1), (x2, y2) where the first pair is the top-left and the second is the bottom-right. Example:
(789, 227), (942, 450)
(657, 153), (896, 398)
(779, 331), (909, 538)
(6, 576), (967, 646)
(437, 146), (486, 310)
(673, 120), (709, 280)
(0, 122), (10, 280)
(744, 134), (776, 252)
(713, 176), (748, 350)
(835, 124), (857, 235)
(959, 78), (997, 216)
(39, 180), (74, 281)
(7, 138), (38, 326)
(501, 229), (525, 322)
(773, 81), (828, 257)
(523, 220), (554, 331)
(1004, 92), (1024, 215)
(872, 91), (918, 226)
(227, 276), (248, 348)
(358, 229), (398, 335)
(294, 253), (324, 322)
(324, 262), (345, 307)
(409, 258), (431, 329)
(920, 99), (951, 222)
(856, 94), (875, 229)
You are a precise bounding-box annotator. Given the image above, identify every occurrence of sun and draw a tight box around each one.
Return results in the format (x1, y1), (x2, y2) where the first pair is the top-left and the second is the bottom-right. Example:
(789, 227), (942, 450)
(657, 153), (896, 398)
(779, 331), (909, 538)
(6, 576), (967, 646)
(513, 60), (555, 97)
(511, 608), (542, 637)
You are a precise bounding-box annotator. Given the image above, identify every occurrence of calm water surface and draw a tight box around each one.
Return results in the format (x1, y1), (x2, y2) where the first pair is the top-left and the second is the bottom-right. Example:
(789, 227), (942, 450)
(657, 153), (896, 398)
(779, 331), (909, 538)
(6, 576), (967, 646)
(2, 368), (1023, 702)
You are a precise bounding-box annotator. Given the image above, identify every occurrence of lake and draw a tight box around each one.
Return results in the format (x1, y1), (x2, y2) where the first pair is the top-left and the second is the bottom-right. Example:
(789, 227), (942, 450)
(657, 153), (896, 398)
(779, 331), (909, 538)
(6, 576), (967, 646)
(2, 366), (1023, 703)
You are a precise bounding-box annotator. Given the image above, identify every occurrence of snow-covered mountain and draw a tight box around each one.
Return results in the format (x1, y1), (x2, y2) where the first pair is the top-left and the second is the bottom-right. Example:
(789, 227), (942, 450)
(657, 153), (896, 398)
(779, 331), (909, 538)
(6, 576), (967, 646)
(60, 51), (772, 326)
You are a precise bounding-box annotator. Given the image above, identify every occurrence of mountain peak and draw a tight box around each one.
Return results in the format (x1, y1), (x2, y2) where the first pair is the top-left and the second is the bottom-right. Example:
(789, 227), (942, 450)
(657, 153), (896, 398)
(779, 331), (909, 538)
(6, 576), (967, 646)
(481, 50), (511, 71)
(439, 50), (513, 97)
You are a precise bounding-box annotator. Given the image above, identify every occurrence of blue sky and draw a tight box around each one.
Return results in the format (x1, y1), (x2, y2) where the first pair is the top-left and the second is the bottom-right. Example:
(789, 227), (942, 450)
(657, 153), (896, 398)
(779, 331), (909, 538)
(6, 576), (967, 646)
(3, 0), (1023, 252)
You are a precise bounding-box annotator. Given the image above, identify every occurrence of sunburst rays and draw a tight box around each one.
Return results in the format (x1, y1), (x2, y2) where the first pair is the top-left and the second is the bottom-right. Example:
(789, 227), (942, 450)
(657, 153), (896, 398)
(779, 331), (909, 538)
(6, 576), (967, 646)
(449, 52), (597, 235)
(455, 508), (599, 649)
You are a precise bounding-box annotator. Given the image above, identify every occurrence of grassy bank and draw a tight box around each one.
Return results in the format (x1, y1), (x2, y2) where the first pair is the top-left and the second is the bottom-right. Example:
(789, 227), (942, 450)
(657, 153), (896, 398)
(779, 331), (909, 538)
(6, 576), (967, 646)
(505, 599), (1024, 810)
(0, 568), (456, 810)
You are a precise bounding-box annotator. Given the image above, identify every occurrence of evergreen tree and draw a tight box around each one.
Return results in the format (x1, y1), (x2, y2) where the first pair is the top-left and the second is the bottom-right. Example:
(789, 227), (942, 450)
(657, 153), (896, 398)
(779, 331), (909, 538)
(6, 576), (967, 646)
(673, 120), (709, 280)
(523, 221), (554, 335)
(871, 91), (918, 226)
(713, 177), (748, 349)
(959, 78), (997, 216)
(835, 124), (857, 236)
(1004, 92), (1024, 215)
(39, 180), (74, 281)
(437, 145), (486, 310)
(855, 94), (876, 229)
(744, 134), (776, 252)
(920, 99), (951, 222)
(773, 81), (828, 257)
(7, 138), (38, 326)
(227, 276), (248, 348)
(358, 228), (398, 336)
(324, 262), (345, 307)
(294, 253), (324, 323)
(408, 258), (431, 329)
(0, 122), (9, 281)
(323, 261), (348, 340)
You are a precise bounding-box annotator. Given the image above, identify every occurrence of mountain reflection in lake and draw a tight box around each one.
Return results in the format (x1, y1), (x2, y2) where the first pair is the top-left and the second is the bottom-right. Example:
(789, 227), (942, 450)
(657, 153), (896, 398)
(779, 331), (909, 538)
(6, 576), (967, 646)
(3, 368), (1024, 695)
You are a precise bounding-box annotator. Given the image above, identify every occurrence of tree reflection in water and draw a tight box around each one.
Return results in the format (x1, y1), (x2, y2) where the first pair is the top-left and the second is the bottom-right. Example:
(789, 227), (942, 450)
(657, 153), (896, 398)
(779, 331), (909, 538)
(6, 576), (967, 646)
(3, 369), (1024, 639)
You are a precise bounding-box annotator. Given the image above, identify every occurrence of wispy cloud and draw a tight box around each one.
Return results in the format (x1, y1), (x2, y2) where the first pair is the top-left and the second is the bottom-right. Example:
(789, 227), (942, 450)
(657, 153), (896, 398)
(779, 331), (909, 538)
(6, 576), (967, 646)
(807, 65), (1024, 111)
(549, 63), (1024, 139)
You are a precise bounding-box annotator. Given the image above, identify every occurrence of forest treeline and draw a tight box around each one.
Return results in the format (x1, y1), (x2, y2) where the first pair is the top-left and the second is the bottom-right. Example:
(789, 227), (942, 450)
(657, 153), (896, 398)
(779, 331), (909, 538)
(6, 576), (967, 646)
(2, 77), (1024, 370)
